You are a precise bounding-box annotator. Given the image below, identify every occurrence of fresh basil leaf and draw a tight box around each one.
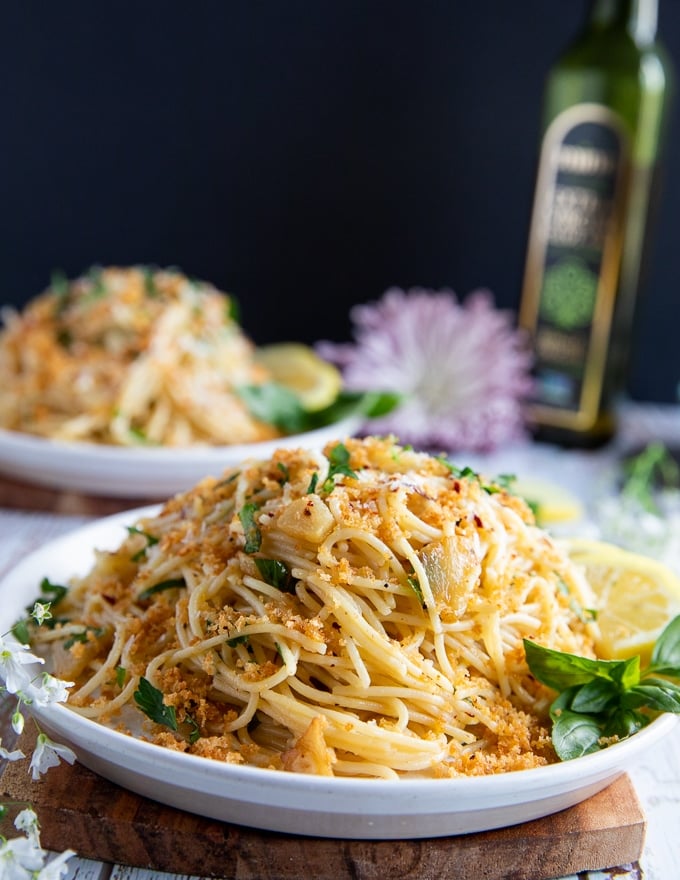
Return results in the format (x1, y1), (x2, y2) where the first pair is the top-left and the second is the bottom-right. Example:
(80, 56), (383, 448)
(11, 618), (31, 645)
(64, 626), (105, 650)
(239, 503), (262, 553)
(570, 678), (620, 714)
(357, 390), (402, 418)
(138, 577), (186, 600)
(649, 614), (680, 676)
(134, 676), (177, 731)
(602, 707), (649, 740)
(550, 709), (604, 760)
(236, 383), (307, 433)
(609, 654), (642, 690)
(39, 577), (68, 607)
(623, 679), (680, 713)
(524, 639), (631, 692)
(303, 390), (400, 429)
(255, 558), (295, 593)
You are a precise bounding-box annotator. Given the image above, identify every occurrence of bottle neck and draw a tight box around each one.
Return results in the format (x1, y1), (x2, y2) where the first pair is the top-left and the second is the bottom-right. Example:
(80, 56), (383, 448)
(589, 0), (658, 43)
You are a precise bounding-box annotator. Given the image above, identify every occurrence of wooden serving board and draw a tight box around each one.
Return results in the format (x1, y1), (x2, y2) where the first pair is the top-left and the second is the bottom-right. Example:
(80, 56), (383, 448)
(0, 730), (644, 880)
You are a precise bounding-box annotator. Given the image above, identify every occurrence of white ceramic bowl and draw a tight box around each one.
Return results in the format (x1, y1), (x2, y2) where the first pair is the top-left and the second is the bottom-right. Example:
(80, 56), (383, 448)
(0, 415), (361, 498)
(0, 509), (675, 840)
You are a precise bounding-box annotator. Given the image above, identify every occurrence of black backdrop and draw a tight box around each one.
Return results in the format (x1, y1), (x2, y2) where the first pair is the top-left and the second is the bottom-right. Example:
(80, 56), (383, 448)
(2, 1), (679, 402)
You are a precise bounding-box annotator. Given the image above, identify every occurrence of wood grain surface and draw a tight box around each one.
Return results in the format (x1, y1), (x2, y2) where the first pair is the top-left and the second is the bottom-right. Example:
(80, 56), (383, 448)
(0, 727), (645, 880)
(0, 473), (146, 516)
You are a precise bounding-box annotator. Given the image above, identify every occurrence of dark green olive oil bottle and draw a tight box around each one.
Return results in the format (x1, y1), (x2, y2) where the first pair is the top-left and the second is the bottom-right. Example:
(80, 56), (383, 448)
(519, 0), (674, 447)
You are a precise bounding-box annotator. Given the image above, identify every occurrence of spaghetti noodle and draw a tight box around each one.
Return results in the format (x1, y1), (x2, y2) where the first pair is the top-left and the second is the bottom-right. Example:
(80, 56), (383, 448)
(33, 436), (599, 778)
(0, 266), (279, 446)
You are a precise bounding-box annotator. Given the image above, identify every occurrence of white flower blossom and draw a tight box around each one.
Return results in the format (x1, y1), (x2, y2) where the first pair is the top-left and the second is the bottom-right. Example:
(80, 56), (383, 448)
(30, 675), (73, 707)
(0, 739), (25, 762)
(14, 809), (40, 847)
(0, 834), (44, 880)
(11, 711), (25, 735)
(29, 603), (52, 627)
(36, 849), (76, 880)
(0, 631), (77, 877)
(29, 734), (77, 781)
(0, 635), (44, 696)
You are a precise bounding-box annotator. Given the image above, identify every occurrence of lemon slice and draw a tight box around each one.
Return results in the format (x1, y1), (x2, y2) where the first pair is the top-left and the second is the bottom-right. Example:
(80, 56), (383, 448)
(256, 343), (342, 412)
(564, 537), (680, 664)
(512, 476), (584, 525)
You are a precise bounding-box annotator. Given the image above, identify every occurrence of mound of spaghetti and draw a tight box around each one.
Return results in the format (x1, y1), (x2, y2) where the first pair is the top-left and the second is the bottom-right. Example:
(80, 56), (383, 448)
(33, 436), (599, 778)
(0, 266), (279, 446)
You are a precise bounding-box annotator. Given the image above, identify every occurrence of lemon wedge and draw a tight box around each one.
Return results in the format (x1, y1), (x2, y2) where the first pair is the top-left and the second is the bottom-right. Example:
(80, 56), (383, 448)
(564, 537), (680, 664)
(512, 476), (584, 526)
(256, 343), (342, 412)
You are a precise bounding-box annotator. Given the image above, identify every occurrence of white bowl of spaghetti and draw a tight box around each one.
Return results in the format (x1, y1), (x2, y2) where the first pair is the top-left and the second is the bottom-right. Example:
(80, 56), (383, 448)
(1, 436), (676, 838)
(0, 266), (362, 497)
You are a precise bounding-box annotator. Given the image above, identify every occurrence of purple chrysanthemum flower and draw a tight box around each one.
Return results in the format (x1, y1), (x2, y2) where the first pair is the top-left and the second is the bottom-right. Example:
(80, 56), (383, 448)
(317, 287), (533, 452)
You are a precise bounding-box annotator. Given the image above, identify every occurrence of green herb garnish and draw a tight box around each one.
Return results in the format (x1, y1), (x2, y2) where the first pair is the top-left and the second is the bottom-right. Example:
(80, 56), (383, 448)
(255, 558), (295, 593)
(127, 526), (159, 562)
(321, 442), (357, 493)
(307, 472), (319, 494)
(138, 577), (186, 600)
(236, 387), (400, 435)
(525, 614), (680, 760)
(64, 626), (105, 650)
(277, 462), (290, 483)
(239, 503), (262, 553)
(236, 383), (307, 434)
(133, 676), (178, 731)
(621, 442), (679, 513)
(38, 577), (68, 607)
(227, 295), (241, 324)
(407, 575), (424, 606)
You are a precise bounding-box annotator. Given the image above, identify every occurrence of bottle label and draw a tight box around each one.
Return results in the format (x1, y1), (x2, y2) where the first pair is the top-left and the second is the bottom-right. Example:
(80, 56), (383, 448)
(520, 103), (630, 431)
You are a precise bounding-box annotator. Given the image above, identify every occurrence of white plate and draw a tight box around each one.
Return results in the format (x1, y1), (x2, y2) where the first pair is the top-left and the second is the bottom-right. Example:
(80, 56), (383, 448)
(0, 415), (362, 498)
(0, 510), (676, 840)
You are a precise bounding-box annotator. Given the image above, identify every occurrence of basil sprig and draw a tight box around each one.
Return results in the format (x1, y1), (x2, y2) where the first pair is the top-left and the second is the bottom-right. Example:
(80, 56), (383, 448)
(525, 615), (680, 760)
(236, 386), (400, 435)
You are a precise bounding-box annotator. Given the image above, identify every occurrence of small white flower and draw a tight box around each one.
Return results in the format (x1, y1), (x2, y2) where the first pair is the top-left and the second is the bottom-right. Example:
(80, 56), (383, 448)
(30, 603), (52, 627)
(0, 834), (45, 880)
(11, 710), (25, 735)
(29, 734), (77, 780)
(14, 809), (40, 847)
(36, 849), (75, 880)
(0, 635), (44, 696)
(31, 675), (73, 707)
(0, 738), (25, 761)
